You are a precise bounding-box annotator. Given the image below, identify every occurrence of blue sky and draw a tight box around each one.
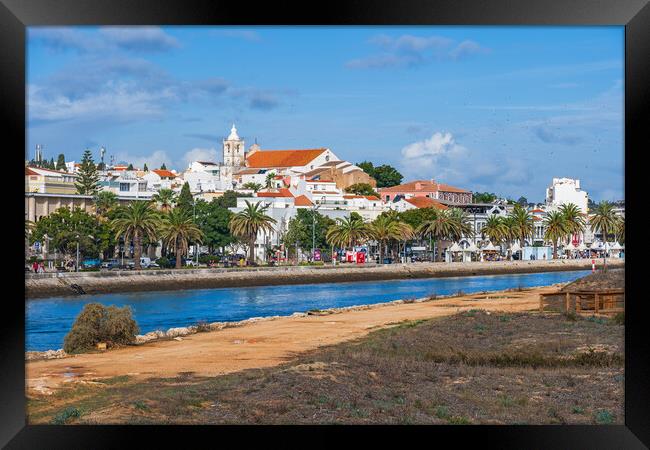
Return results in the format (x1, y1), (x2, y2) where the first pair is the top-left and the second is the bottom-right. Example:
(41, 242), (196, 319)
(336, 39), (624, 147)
(27, 26), (624, 202)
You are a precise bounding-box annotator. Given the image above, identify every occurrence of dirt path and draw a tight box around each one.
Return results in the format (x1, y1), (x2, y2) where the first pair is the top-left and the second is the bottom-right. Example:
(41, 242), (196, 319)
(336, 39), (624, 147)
(26, 285), (557, 396)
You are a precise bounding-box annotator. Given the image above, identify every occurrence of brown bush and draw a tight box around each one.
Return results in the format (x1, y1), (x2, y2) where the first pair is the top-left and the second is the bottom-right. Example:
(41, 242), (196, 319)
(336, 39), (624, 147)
(63, 303), (139, 353)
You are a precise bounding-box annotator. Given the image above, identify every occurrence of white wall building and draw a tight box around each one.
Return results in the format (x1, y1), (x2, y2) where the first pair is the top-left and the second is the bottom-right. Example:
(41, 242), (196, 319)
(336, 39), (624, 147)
(545, 177), (589, 214)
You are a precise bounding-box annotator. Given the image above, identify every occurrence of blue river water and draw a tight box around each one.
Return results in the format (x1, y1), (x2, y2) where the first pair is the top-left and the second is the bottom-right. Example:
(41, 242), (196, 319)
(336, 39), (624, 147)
(26, 270), (590, 351)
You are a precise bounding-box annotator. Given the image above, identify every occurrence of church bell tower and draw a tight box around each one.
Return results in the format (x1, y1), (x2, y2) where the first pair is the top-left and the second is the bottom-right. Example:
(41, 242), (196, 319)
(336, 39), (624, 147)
(223, 124), (245, 172)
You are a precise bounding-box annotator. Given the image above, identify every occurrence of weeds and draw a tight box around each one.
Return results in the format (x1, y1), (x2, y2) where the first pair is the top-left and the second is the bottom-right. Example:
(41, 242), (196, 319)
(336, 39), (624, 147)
(435, 405), (449, 419)
(572, 406), (585, 414)
(595, 410), (615, 424)
(612, 312), (624, 325)
(447, 415), (471, 424)
(51, 406), (82, 424)
(564, 311), (578, 322)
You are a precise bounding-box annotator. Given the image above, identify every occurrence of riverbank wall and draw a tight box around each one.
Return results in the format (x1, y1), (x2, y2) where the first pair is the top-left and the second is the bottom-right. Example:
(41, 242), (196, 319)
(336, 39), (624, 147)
(25, 259), (623, 299)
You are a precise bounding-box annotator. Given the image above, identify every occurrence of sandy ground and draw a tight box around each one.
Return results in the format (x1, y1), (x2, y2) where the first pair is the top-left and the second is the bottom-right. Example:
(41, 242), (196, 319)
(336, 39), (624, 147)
(26, 285), (560, 396)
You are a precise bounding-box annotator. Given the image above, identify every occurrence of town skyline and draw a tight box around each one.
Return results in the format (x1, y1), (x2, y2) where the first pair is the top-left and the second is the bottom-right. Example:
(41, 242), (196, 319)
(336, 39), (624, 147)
(27, 26), (624, 202)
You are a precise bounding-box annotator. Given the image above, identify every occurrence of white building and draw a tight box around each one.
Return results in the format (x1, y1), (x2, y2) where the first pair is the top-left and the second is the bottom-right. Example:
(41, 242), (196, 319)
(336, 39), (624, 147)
(545, 178), (588, 214)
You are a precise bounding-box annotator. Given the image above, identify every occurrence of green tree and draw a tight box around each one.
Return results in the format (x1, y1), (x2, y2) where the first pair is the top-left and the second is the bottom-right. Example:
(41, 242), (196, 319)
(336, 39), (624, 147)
(326, 215), (370, 251)
(75, 149), (100, 195)
(56, 153), (66, 171)
(472, 192), (497, 204)
(229, 201), (277, 263)
(93, 191), (119, 221)
(509, 204), (534, 255)
(143, 163), (149, 171)
(517, 196), (528, 207)
(30, 207), (110, 260)
(368, 214), (413, 262)
(151, 188), (177, 213)
(97, 162), (106, 171)
(159, 208), (205, 269)
(355, 161), (403, 188)
(110, 202), (160, 270)
(481, 215), (507, 246)
(214, 190), (250, 208)
(543, 211), (567, 259)
(127, 163), (134, 171)
(399, 207), (441, 230)
(417, 209), (456, 262)
(448, 208), (475, 242)
(589, 201), (621, 269)
(242, 182), (263, 192)
(160, 163), (167, 170)
(265, 171), (276, 189)
(176, 182), (194, 215)
(616, 216), (625, 244)
(559, 203), (586, 245)
(282, 209), (336, 257)
(345, 183), (379, 197)
(195, 199), (236, 253)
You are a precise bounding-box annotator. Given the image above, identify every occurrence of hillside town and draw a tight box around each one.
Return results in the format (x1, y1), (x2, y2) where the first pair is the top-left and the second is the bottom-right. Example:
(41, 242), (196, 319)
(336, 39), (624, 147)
(25, 124), (625, 270)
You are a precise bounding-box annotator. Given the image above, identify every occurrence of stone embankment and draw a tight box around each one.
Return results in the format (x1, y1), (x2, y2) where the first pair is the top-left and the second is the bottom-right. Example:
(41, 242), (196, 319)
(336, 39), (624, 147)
(25, 259), (624, 299)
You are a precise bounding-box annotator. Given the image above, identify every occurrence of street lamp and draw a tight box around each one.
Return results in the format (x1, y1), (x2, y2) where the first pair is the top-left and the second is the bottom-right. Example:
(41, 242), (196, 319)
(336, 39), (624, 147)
(311, 196), (325, 262)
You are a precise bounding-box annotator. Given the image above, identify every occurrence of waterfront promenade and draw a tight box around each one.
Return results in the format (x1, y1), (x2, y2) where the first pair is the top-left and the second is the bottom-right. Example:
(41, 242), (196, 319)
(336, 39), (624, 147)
(25, 259), (624, 299)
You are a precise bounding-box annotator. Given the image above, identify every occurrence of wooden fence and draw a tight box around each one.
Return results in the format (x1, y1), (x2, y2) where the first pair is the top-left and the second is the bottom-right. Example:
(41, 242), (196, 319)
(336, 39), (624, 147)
(539, 289), (624, 316)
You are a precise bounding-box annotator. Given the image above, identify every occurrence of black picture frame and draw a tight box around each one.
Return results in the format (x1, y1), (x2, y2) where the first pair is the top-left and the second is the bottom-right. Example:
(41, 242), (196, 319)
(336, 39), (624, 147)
(2, 0), (647, 447)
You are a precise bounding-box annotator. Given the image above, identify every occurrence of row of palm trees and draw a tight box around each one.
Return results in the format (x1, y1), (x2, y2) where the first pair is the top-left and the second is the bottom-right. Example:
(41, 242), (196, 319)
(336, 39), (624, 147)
(110, 200), (203, 270)
(228, 199), (625, 265)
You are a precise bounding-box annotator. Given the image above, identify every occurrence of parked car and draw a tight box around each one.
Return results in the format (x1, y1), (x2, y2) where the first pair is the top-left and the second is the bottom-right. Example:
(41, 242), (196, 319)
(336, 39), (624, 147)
(100, 259), (119, 269)
(81, 258), (101, 269)
(127, 257), (154, 269)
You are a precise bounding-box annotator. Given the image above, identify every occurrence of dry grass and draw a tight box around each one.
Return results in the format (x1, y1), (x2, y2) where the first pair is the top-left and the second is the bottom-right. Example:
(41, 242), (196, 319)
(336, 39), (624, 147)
(27, 311), (624, 425)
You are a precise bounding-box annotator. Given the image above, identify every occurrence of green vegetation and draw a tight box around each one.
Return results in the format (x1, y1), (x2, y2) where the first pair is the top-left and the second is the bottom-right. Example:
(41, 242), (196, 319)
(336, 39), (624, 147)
(110, 202), (160, 270)
(63, 303), (139, 353)
(75, 149), (100, 195)
(345, 183), (379, 198)
(159, 208), (205, 269)
(356, 161), (403, 188)
(229, 200), (277, 263)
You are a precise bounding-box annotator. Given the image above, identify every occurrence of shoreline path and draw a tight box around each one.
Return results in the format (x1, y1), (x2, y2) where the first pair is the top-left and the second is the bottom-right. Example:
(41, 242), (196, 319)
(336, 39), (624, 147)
(27, 284), (562, 396)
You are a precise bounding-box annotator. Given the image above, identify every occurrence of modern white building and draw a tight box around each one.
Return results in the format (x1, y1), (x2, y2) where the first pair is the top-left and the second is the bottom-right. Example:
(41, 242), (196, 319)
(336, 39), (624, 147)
(545, 177), (589, 214)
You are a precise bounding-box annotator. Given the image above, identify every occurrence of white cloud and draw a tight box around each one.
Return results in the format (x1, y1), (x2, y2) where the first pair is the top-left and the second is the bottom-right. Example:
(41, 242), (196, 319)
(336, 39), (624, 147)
(114, 150), (173, 170)
(180, 148), (220, 168)
(399, 131), (532, 191)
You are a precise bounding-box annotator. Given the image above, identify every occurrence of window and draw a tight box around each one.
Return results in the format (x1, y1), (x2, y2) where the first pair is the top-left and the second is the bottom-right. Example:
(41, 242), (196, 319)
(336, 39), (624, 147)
(119, 183), (130, 192)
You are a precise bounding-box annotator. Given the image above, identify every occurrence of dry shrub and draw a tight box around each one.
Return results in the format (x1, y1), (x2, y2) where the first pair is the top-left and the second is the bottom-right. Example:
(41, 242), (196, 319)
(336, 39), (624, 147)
(63, 303), (139, 353)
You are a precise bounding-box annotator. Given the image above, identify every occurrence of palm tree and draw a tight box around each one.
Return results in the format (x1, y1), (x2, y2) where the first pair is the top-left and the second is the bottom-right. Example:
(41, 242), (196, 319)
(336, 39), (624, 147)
(265, 172), (276, 189)
(616, 216), (625, 245)
(326, 215), (370, 252)
(242, 182), (263, 193)
(151, 188), (177, 213)
(25, 219), (35, 240)
(481, 215), (507, 247)
(110, 201), (160, 270)
(559, 203), (586, 245)
(543, 211), (567, 259)
(589, 201), (621, 270)
(449, 208), (474, 242)
(417, 209), (455, 262)
(368, 215), (413, 263)
(93, 191), (118, 221)
(509, 204), (533, 258)
(501, 216), (518, 259)
(159, 208), (204, 269)
(229, 201), (277, 263)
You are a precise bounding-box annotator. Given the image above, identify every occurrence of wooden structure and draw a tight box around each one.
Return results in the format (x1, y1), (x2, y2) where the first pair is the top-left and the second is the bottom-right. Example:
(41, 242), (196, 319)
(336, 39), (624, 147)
(539, 289), (624, 316)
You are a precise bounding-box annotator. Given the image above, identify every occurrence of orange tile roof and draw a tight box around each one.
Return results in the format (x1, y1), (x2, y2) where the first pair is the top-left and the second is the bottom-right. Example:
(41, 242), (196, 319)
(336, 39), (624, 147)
(294, 195), (314, 206)
(343, 194), (363, 199)
(246, 149), (327, 168)
(380, 179), (469, 194)
(365, 195), (380, 201)
(152, 169), (176, 178)
(404, 197), (449, 210)
(256, 188), (294, 198)
(312, 190), (340, 194)
(25, 167), (39, 176)
(531, 209), (545, 213)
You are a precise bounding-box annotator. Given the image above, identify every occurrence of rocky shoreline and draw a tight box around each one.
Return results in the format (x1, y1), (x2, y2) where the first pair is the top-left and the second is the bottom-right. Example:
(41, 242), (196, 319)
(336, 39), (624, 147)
(25, 281), (573, 360)
(24, 259), (623, 300)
